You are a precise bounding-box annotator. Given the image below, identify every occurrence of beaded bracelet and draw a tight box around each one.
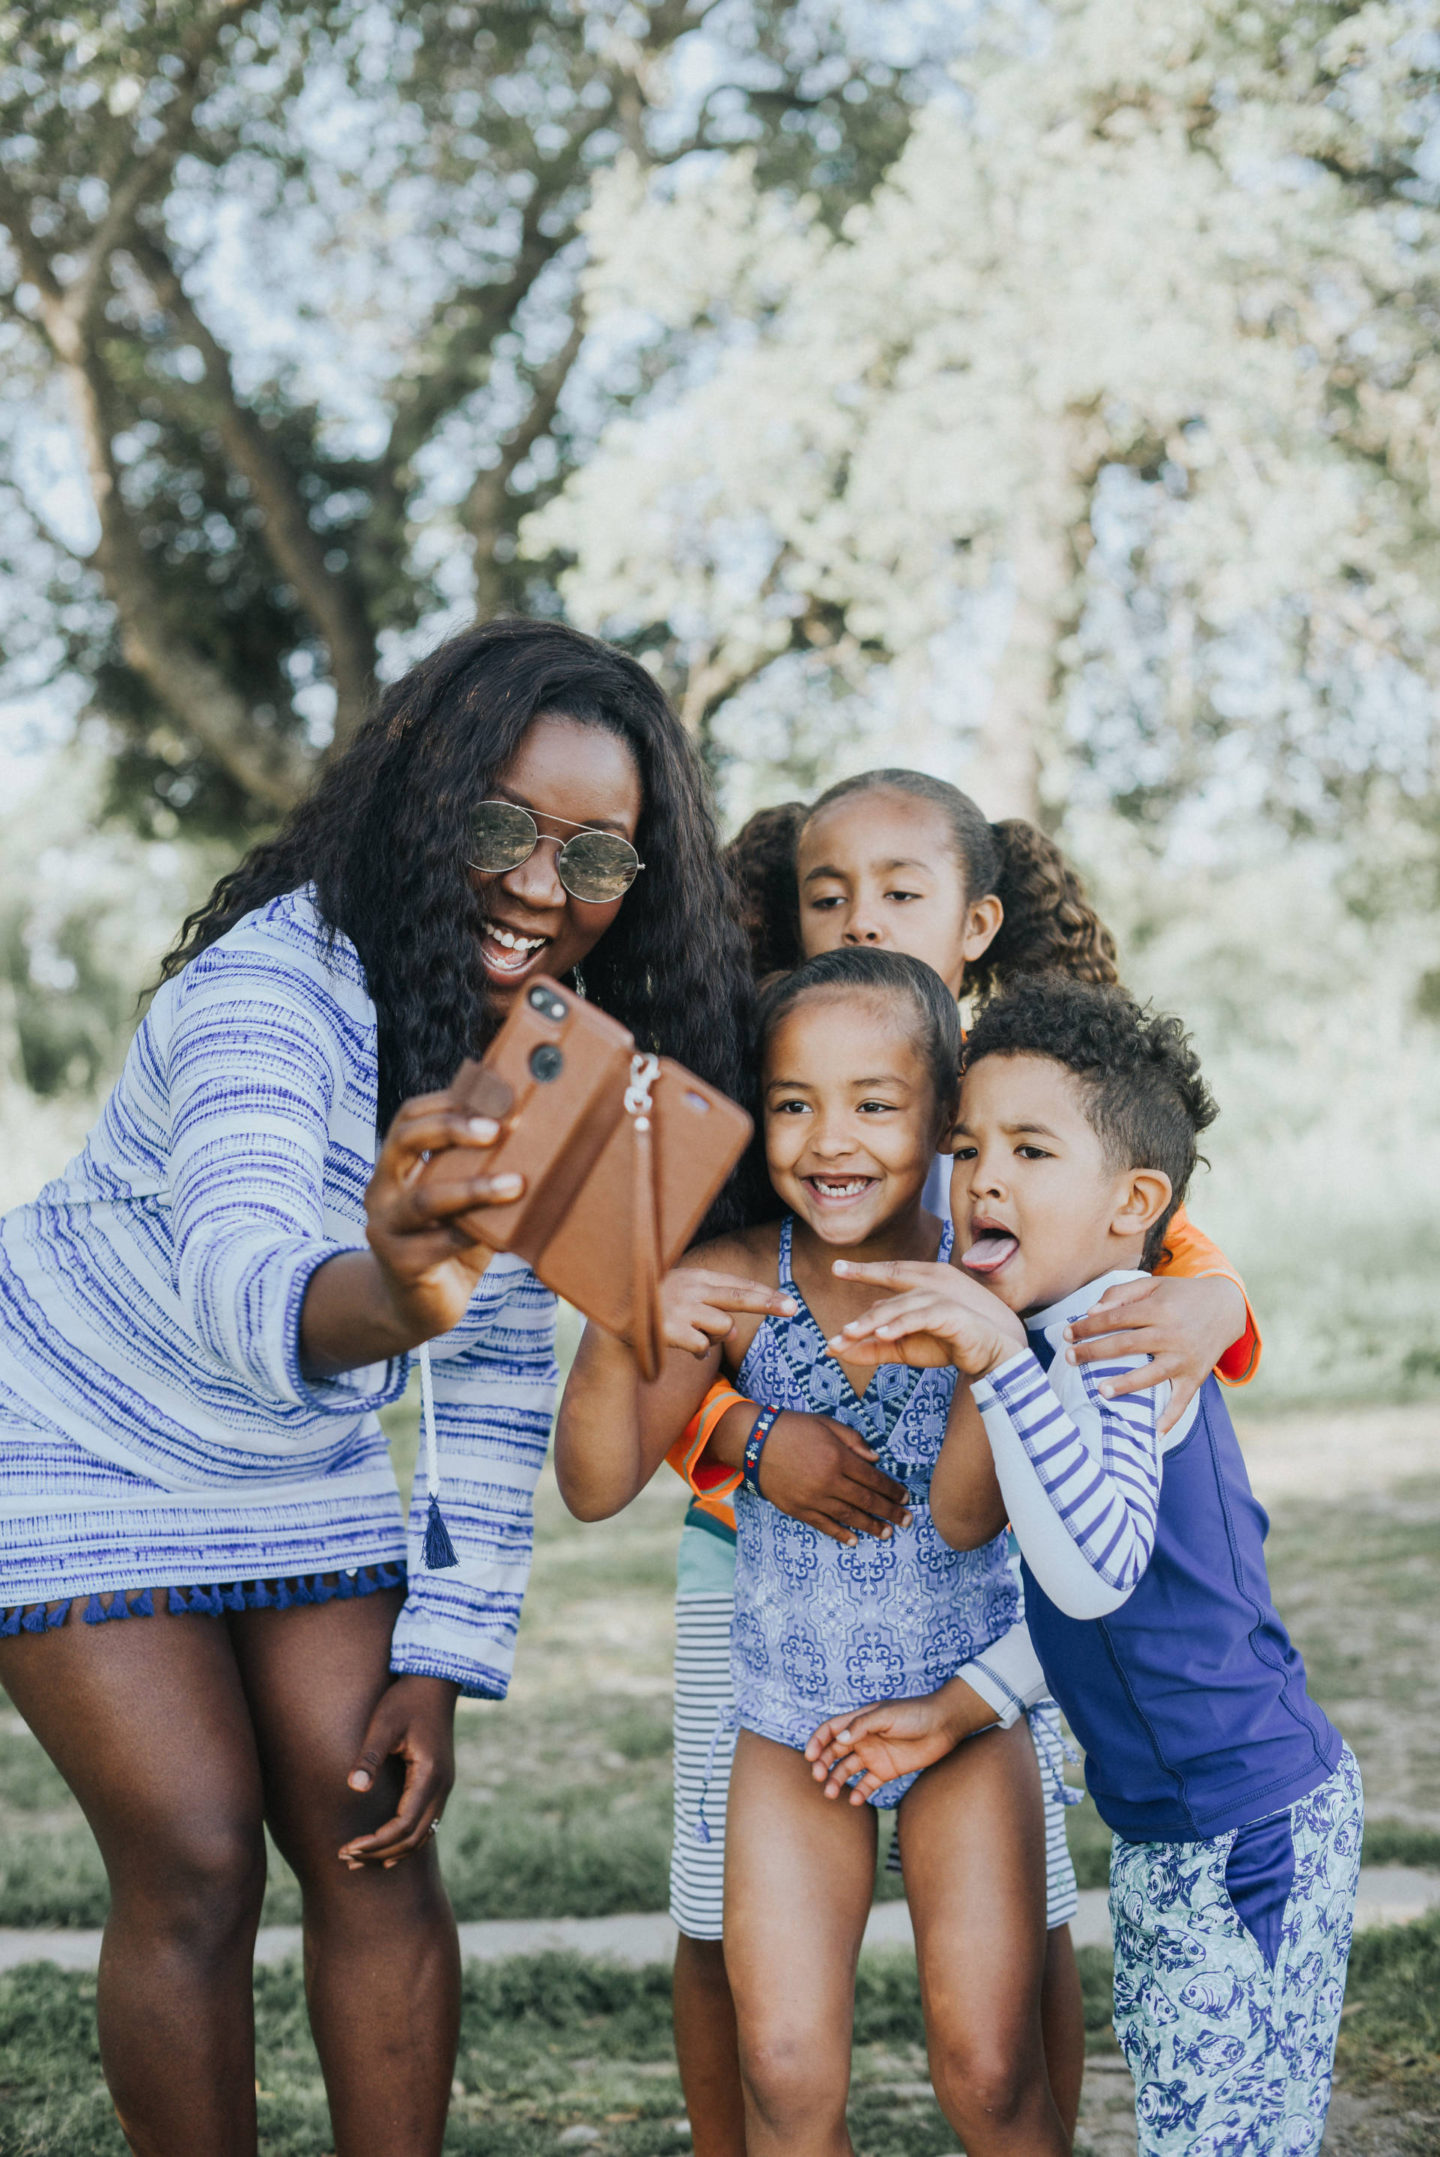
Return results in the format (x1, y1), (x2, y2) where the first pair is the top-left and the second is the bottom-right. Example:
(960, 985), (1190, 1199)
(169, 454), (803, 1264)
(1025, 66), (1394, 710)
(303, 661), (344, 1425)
(741, 1405), (781, 1495)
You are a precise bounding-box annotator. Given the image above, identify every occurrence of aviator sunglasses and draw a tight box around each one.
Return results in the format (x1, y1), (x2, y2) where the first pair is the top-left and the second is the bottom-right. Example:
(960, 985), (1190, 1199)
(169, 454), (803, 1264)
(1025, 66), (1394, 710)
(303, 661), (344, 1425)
(469, 800), (645, 904)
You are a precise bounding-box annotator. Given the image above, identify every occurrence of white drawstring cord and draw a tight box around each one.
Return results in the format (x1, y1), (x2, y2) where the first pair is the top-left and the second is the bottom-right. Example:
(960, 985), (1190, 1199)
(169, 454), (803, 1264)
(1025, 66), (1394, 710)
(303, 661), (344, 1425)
(418, 1341), (458, 1569)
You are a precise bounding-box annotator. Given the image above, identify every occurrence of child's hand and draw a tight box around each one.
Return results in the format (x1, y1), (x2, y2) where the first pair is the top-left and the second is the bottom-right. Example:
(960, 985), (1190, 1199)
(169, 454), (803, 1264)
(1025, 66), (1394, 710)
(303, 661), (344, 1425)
(803, 1682), (994, 1803)
(1063, 1273), (1249, 1434)
(827, 1259), (1026, 1376)
(758, 1411), (913, 1544)
(660, 1269), (796, 1356)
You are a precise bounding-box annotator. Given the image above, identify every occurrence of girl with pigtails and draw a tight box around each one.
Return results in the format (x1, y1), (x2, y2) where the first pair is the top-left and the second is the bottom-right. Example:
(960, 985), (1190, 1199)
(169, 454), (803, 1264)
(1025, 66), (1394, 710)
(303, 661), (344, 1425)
(662, 771), (1260, 2155)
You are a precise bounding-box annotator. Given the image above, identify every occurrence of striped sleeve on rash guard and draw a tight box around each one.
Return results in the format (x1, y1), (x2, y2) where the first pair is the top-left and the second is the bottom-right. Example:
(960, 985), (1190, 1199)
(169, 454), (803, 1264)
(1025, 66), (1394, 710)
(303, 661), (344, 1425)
(390, 1256), (559, 1699)
(165, 940), (405, 1418)
(957, 1614), (1048, 1729)
(971, 1342), (1168, 1621)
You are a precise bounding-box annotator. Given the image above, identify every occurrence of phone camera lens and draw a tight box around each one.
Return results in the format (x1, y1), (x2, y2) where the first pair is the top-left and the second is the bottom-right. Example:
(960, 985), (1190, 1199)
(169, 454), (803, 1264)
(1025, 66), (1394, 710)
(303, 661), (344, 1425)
(529, 1043), (563, 1083)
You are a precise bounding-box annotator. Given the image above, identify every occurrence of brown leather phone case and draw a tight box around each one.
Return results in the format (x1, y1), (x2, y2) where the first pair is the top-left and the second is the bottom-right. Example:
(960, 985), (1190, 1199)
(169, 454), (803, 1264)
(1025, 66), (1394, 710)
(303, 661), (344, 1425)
(422, 982), (635, 1257)
(420, 978), (752, 1374)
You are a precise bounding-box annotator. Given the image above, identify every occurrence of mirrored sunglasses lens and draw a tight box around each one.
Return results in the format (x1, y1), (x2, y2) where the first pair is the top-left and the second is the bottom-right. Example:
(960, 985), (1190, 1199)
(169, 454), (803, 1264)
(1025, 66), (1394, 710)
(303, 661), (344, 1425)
(470, 802), (537, 873)
(557, 831), (640, 902)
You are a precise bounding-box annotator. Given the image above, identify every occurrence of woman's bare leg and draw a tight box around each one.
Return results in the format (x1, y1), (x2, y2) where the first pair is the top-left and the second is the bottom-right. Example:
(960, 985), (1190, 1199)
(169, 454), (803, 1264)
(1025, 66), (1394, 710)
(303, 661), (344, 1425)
(674, 1933), (748, 2157)
(723, 1731), (874, 2157)
(900, 1722), (1069, 2156)
(1041, 1923), (1084, 2141)
(0, 1599), (267, 2157)
(230, 1586), (460, 2157)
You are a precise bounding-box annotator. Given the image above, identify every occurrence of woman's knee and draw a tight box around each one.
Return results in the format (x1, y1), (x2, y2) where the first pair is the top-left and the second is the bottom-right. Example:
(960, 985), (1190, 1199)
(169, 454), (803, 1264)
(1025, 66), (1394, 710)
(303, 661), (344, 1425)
(110, 1811), (267, 1951)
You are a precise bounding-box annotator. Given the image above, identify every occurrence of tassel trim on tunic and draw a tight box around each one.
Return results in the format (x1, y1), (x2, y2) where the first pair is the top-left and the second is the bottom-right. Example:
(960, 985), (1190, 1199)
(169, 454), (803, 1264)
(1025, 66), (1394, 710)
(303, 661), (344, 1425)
(0, 1566), (406, 1634)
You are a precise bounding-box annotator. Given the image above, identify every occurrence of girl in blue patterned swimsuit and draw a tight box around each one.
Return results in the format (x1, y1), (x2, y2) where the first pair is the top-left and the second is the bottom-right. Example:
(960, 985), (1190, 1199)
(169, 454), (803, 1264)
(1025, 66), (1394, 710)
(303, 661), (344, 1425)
(558, 947), (1070, 2157)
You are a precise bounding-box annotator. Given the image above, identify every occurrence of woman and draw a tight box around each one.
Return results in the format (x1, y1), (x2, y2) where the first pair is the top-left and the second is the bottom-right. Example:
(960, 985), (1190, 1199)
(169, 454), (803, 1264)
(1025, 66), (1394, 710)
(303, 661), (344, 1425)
(0, 619), (755, 2156)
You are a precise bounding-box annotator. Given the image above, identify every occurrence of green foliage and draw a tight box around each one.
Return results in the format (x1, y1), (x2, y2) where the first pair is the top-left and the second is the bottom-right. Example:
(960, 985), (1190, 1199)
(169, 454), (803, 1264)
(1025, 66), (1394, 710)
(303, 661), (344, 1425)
(0, 0), (950, 836)
(1336, 1910), (1440, 2101)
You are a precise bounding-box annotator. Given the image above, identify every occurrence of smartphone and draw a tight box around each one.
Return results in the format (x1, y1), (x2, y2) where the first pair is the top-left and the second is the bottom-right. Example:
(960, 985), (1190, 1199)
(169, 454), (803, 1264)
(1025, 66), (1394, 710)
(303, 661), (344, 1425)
(420, 980), (636, 1260)
(537, 1060), (753, 1335)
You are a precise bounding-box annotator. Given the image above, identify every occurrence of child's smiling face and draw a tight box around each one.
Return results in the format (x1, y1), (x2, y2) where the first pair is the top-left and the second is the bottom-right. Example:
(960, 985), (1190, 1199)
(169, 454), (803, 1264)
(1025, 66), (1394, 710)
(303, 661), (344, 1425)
(764, 992), (943, 1247)
(796, 791), (1000, 1000)
(951, 1053), (1171, 1316)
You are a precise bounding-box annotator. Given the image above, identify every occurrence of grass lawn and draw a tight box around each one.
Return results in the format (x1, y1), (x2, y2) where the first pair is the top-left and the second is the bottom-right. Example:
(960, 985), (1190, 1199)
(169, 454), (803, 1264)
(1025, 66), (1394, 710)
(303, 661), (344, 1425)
(0, 1399), (1437, 2153)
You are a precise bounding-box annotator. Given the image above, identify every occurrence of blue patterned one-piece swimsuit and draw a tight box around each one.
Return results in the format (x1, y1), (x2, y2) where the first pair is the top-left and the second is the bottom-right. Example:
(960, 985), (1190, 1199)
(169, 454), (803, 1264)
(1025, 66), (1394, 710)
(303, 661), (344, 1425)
(730, 1216), (1018, 1807)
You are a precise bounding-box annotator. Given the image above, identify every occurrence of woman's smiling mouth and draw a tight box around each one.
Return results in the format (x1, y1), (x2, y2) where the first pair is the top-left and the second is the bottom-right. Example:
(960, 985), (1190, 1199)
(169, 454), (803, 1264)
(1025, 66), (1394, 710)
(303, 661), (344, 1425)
(480, 919), (550, 979)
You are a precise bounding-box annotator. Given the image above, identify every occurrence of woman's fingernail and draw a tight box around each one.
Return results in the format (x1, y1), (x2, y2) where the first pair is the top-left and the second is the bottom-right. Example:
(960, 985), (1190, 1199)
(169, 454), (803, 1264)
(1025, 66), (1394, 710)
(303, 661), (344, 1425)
(349, 1771), (371, 1791)
(1063, 1325), (1075, 1340)
(832, 1260), (851, 1274)
(489, 1173), (523, 1195)
(1065, 1348), (1077, 1364)
(468, 1117), (498, 1140)
(1099, 1382), (1113, 1398)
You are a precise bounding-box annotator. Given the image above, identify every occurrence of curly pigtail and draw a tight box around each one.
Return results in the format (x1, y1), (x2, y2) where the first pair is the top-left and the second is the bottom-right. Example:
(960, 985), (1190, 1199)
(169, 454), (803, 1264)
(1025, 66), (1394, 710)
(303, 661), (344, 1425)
(722, 802), (807, 979)
(967, 819), (1119, 1000)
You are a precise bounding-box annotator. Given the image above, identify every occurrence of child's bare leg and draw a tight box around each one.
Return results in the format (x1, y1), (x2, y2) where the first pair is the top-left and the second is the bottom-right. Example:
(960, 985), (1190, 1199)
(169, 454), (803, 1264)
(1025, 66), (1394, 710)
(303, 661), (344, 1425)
(674, 1933), (747, 2157)
(1041, 1923), (1084, 2140)
(723, 1730), (875, 2157)
(901, 1722), (1069, 2156)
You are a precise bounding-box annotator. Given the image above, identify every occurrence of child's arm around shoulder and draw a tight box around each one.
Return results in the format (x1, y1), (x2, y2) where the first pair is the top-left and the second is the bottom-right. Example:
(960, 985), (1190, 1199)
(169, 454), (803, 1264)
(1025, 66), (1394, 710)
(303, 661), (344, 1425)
(555, 1227), (793, 1522)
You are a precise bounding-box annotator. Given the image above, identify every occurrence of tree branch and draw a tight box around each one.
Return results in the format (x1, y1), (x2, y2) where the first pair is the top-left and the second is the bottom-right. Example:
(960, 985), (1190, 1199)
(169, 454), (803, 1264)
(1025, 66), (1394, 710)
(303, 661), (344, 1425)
(129, 234), (378, 745)
(69, 342), (312, 810)
(468, 316), (585, 614)
(66, 0), (254, 337)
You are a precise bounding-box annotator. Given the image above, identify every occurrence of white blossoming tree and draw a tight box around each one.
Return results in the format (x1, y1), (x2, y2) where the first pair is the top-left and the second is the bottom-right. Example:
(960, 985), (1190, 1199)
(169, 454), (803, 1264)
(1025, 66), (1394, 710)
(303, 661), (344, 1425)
(526, 0), (1440, 836)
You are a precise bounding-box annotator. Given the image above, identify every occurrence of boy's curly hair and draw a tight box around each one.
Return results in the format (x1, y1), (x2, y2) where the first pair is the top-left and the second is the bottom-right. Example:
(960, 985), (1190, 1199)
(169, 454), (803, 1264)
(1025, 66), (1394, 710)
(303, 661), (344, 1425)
(962, 974), (1218, 1268)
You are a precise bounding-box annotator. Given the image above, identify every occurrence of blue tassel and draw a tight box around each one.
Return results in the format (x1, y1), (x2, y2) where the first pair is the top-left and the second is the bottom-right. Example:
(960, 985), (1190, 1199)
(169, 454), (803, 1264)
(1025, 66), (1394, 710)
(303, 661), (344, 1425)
(248, 1581), (276, 1609)
(273, 1579), (293, 1610)
(107, 1592), (130, 1620)
(47, 1602), (67, 1629)
(291, 1576), (313, 1605)
(311, 1574), (335, 1603)
(220, 1584), (245, 1612)
(0, 1606), (21, 1637)
(422, 1496), (459, 1571)
(356, 1567), (376, 1595)
(691, 1816), (712, 1846)
(377, 1562), (404, 1590)
(192, 1586), (220, 1616)
(83, 1595), (107, 1626)
(128, 1590), (154, 1617)
(21, 1605), (47, 1633)
(334, 1571), (355, 1599)
(169, 1587), (194, 1614)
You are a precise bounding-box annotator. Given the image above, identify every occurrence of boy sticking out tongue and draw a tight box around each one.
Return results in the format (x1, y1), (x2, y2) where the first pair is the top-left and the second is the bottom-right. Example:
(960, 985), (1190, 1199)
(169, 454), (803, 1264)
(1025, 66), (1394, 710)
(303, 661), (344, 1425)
(823, 974), (1358, 2157)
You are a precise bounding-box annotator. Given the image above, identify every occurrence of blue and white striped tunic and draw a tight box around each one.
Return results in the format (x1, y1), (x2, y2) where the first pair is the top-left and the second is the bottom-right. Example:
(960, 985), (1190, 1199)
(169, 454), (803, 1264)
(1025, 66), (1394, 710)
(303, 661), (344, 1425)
(0, 887), (557, 1699)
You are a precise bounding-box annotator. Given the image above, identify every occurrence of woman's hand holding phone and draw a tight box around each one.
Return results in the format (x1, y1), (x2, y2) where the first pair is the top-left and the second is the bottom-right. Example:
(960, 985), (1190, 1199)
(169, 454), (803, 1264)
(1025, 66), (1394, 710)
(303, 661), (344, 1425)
(365, 1089), (528, 1336)
(300, 1087), (528, 1375)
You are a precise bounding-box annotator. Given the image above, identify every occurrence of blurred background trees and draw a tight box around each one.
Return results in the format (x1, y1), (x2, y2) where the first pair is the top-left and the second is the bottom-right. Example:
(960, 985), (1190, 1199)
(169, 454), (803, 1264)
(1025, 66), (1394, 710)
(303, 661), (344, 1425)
(0, 0), (949, 833)
(3, 0), (1440, 1399)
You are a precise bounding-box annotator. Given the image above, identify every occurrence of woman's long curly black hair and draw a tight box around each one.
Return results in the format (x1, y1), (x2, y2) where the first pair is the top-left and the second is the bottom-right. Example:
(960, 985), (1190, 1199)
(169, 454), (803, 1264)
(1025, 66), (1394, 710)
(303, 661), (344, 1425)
(161, 621), (760, 1219)
(722, 770), (1119, 998)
